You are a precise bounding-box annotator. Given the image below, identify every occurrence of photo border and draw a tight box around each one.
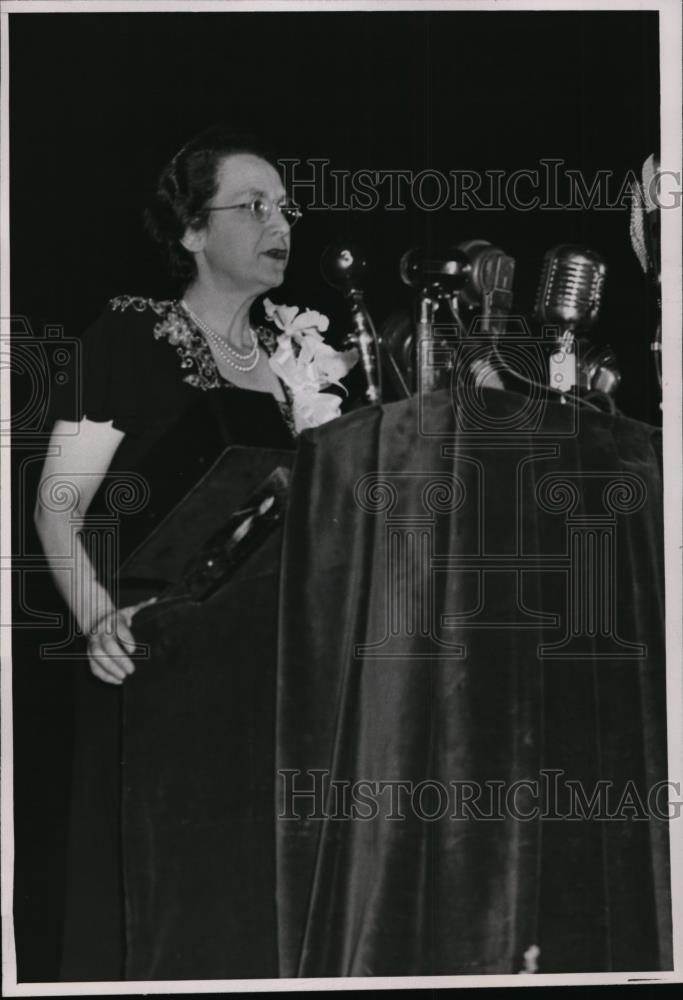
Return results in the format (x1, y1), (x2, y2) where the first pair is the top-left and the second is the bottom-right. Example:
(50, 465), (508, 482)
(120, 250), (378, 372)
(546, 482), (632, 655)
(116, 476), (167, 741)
(1, 0), (681, 993)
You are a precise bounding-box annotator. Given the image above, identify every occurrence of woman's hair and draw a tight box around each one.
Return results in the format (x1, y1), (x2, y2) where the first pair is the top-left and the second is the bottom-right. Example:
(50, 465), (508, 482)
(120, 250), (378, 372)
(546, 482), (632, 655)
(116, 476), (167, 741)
(145, 126), (278, 285)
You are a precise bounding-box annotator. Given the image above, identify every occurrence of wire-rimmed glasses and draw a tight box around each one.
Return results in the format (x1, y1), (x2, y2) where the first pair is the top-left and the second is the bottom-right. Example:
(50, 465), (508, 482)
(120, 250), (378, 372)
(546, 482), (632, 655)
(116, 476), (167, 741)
(205, 196), (302, 227)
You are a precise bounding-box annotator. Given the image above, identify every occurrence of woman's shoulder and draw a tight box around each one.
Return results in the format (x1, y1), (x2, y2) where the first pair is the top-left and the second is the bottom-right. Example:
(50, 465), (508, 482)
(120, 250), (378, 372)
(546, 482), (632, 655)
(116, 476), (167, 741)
(89, 294), (224, 393)
(94, 294), (178, 334)
(49, 296), (191, 430)
(85, 294), (182, 357)
(108, 294), (176, 318)
(85, 294), (177, 337)
(81, 294), (189, 382)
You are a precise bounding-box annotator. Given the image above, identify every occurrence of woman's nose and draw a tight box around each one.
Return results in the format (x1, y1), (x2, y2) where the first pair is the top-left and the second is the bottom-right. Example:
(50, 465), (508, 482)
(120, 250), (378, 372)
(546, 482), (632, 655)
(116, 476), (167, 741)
(270, 206), (291, 232)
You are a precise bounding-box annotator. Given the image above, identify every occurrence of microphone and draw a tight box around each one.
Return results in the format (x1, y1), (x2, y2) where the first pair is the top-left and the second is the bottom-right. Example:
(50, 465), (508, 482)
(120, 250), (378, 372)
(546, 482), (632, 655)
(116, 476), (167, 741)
(399, 247), (475, 395)
(630, 153), (660, 290)
(456, 240), (515, 313)
(320, 242), (369, 295)
(629, 153), (662, 396)
(534, 244), (607, 331)
(576, 341), (621, 397)
(398, 247), (470, 396)
(431, 240), (515, 395)
(399, 247), (470, 295)
(320, 243), (381, 404)
(533, 245), (607, 395)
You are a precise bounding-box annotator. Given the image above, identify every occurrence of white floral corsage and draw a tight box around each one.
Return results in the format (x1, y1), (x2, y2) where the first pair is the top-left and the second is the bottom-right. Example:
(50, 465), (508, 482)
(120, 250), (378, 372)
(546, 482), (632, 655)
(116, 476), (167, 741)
(264, 298), (359, 433)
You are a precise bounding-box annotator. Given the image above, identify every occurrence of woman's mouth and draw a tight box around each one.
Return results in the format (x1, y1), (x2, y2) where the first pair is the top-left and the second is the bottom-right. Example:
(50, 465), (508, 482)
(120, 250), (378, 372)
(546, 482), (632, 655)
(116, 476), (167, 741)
(262, 248), (288, 262)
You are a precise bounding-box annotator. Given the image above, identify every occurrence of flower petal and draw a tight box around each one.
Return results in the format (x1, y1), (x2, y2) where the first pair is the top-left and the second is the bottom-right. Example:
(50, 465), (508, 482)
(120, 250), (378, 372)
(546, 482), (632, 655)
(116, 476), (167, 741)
(292, 390), (343, 432)
(289, 309), (330, 335)
(264, 299), (299, 331)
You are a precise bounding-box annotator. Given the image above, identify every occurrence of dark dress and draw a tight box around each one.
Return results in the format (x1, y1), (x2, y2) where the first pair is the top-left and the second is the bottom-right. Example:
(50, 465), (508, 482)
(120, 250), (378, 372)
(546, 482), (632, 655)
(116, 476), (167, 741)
(52, 296), (296, 981)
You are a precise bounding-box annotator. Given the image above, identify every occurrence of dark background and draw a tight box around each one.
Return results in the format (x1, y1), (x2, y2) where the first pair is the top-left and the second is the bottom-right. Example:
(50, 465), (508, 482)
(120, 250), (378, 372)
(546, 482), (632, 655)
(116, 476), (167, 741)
(9, 9), (660, 984)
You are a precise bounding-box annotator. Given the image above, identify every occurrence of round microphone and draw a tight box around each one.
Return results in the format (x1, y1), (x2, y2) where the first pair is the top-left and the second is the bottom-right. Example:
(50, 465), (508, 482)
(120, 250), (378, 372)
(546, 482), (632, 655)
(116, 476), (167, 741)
(320, 243), (369, 294)
(399, 247), (470, 294)
(534, 245), (607, 330)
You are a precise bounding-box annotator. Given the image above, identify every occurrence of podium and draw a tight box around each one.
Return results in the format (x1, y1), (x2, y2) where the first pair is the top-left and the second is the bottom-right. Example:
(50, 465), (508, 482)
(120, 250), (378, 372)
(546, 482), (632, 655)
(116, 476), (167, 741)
(275, 389), (671, 977)
(119, 392), (670, 979)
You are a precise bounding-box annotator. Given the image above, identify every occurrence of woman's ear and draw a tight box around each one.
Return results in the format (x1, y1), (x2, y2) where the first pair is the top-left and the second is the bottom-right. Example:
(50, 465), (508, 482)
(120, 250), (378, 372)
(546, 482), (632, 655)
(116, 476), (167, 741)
(181, 224), (206, 254)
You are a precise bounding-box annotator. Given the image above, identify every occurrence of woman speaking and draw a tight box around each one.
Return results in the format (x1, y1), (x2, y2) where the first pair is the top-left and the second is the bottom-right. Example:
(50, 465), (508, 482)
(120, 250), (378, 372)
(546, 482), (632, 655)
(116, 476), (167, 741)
(34, 126), (355, 980)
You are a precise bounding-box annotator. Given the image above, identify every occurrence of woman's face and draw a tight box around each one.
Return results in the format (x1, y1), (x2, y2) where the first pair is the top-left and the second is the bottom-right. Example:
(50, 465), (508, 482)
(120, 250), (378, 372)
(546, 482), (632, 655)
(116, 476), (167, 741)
(188, 153), (292, 293)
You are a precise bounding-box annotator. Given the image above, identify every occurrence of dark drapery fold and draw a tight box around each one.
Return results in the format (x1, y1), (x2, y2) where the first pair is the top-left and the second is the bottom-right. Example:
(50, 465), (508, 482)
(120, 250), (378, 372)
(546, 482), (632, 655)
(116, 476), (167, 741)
(276, 388), (670, 977)
(122, 543), (282, 980)
(120, 448), (294, 981)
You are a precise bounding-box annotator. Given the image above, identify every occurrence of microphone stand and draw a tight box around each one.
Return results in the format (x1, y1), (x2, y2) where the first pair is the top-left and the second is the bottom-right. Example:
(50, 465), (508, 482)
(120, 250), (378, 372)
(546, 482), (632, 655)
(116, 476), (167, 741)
(399, 247), (471, 398)
(320, 243), (382, 405)
(347, 290), (382, 404)
(416, 293), (440, 396)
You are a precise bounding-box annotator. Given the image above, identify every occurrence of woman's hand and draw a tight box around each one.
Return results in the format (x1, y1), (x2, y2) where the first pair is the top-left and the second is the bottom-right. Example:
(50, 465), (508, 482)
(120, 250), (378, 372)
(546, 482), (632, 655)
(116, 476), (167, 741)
(87, 599), (156, 685)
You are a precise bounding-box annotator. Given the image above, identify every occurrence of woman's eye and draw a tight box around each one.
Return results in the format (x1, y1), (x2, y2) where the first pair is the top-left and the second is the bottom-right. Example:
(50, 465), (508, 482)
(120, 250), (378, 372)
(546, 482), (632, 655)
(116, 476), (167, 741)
(252, 198), (269, 219)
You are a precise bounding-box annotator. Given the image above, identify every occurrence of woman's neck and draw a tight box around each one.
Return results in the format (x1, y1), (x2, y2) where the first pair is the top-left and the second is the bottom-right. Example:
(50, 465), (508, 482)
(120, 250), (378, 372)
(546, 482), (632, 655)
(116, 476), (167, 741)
(182, 280), (257, 351)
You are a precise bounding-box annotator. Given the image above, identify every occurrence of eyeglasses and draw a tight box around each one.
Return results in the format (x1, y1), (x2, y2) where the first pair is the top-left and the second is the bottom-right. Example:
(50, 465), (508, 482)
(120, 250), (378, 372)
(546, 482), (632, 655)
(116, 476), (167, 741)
(205, 196), (302, 227)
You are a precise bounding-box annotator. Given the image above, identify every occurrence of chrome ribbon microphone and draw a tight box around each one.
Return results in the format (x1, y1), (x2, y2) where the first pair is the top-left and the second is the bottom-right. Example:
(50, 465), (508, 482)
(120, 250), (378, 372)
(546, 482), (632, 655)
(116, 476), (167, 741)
(455, 239), (515, 342)
(320, 242), (382, 404)
(452, 240), (516, 392)
(534, 245), (607, 394)
(456, 240), (515, 314)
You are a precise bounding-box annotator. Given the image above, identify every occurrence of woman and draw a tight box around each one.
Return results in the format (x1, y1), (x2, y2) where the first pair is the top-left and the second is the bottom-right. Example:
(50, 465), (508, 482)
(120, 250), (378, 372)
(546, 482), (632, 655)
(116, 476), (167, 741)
(35, 126), (354, 980)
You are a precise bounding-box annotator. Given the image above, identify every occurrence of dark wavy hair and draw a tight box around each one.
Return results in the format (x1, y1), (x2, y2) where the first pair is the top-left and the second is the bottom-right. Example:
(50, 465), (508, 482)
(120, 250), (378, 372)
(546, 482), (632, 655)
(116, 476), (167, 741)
(145, 126), (278, 285)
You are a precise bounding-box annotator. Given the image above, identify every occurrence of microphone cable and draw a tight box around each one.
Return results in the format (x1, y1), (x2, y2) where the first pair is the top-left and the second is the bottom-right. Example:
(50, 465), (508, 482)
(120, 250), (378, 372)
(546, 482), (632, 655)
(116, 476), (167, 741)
(444, 296), (604, 415)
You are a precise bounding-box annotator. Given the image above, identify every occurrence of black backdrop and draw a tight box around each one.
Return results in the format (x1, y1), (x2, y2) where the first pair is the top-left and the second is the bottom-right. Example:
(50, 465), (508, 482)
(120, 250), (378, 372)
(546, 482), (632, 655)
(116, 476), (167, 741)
(10, 10), (660, 416)
(9, 8), (661, 983)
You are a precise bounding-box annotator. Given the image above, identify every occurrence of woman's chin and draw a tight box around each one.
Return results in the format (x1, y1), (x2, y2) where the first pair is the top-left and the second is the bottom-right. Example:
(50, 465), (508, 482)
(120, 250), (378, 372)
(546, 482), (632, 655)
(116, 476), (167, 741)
(262, 270), (286, 289)
(259, 254), (288, 280)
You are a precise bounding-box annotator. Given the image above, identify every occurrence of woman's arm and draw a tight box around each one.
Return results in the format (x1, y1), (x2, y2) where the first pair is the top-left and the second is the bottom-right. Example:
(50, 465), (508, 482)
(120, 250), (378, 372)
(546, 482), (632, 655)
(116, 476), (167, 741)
(34, 417), (139, 685)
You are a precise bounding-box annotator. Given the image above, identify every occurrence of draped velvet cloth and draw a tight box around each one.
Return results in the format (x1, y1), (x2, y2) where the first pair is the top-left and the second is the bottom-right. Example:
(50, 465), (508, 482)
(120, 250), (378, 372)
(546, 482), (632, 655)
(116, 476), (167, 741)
(122, 534), (282, 980)
(119, 387), (669, 980)
(120, 448), (293, 981)
(276, 388), (671, 977)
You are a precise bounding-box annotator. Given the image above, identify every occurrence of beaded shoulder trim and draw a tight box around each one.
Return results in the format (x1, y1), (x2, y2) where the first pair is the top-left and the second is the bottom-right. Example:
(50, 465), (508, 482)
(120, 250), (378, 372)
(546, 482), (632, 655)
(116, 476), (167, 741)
(110, 294), (175, 317)
(109, 296), (296, 435)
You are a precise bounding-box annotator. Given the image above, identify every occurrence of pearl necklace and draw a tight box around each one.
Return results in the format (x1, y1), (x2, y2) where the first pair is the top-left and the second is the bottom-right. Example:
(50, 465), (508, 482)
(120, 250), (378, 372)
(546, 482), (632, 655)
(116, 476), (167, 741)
(181, 300), (260, 373)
